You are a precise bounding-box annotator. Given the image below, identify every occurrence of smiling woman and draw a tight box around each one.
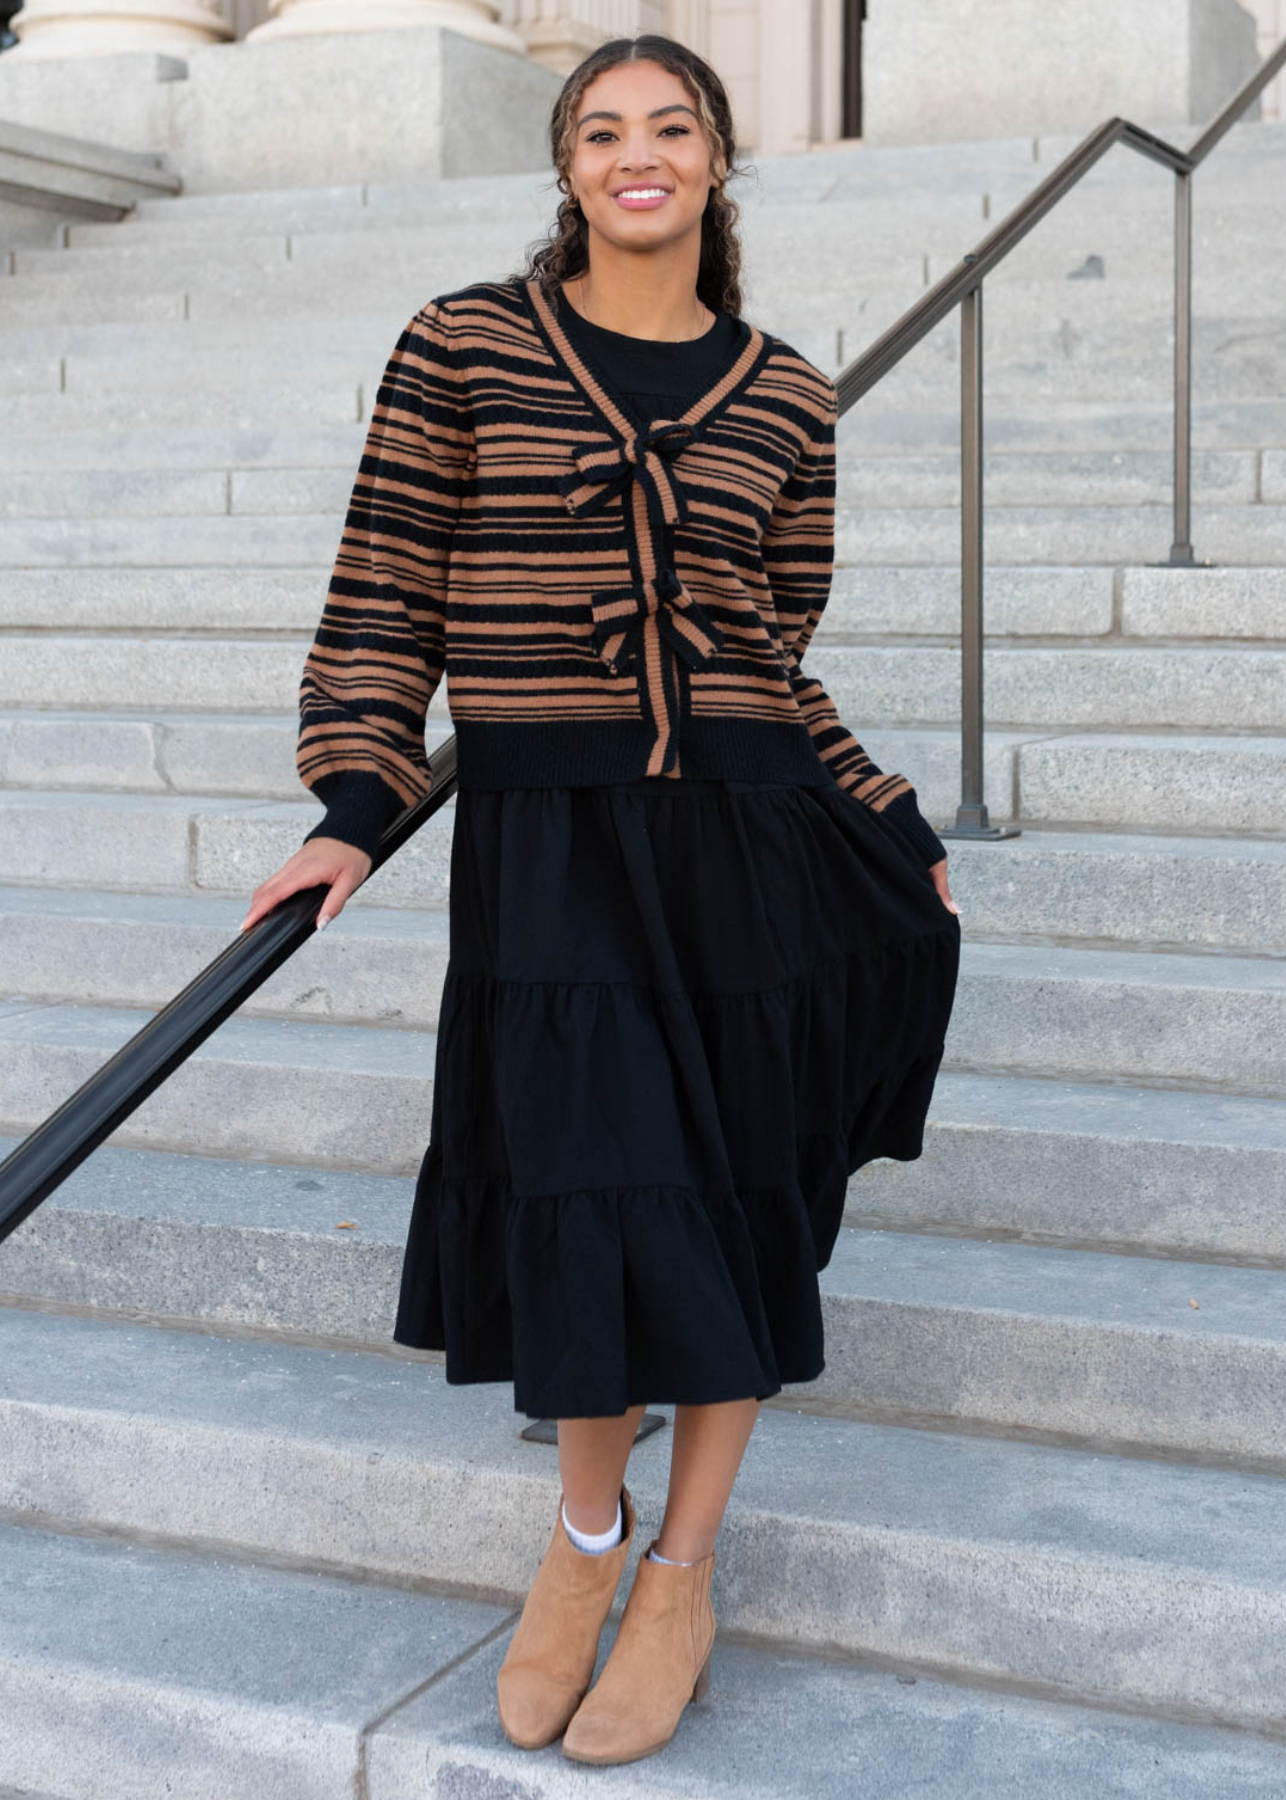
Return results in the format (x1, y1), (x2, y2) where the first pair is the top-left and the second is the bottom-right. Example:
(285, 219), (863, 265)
(240, 30), (960, 1769)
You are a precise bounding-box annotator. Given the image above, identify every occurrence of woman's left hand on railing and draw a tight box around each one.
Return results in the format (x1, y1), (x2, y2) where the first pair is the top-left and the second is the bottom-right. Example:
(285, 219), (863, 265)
(239, 837), (374, 935)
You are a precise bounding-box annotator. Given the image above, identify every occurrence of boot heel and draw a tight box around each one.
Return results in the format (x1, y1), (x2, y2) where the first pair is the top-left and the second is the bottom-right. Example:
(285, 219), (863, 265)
(691, 1649), (712, 1702)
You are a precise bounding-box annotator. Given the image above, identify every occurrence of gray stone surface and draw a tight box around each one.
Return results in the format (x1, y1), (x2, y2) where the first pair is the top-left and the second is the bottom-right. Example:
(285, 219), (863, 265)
(805, 1226), (1286, 1462)
(4, 1520), (1284, 1800)
(0, 710), (456, 802)
(812, 641), (1286, 729)
(1119, 565), (1286, 640)
(851, 1070), (1286, 1260)
(0, 1519), (511, 1800)
(0, 382), (359, 434)
(861, 0), (1259, 144)
(371, 1626), (1286, 1800)
(4, 1311), (1286, 1727)
(944, 942), (1286, 1094)
(4, 1072), (1283, 1337)
(0, 1004), (437, 1173)
(3, 1127), (1284, 1463)
(1017, 733), (1286, 832)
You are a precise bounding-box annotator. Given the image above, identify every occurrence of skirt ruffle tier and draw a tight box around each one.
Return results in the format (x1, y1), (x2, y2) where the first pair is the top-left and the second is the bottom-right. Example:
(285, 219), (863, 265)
(393, 775), (961, 1419)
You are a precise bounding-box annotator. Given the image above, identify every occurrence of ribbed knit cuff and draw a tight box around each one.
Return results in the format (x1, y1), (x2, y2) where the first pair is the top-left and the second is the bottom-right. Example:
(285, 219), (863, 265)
(301, 770), (406, 863)
(877, 787), (948, 868)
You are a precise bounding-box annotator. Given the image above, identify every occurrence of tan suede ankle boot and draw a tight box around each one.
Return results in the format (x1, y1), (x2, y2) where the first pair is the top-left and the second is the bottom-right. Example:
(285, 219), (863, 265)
(560, 1535), (715, 1766)
(496, 1482), (637, 1750)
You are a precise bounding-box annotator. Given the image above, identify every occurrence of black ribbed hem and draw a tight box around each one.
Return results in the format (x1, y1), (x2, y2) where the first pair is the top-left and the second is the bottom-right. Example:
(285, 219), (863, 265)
(301, 770), (407, 861)
(451, 717), (835, 790)
(877, 788), (948, 868)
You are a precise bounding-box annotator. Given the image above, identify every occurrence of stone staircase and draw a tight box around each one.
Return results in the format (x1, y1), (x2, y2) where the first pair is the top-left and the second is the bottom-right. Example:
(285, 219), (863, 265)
(2, 120), (1285, 1798)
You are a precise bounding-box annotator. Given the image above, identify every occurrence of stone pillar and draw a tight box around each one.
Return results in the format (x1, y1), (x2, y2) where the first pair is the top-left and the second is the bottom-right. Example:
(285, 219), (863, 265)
(506, 0), (602, 75)
(6, 0), (231, 58)
(245, 0), (524, 54)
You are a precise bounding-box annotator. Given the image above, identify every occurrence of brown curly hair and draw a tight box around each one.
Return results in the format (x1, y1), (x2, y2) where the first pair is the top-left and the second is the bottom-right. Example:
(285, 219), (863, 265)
(508, 33), (755, 320)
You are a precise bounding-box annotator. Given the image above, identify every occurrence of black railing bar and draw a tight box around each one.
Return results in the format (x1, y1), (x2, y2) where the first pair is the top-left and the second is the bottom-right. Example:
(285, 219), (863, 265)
(1189, 35), (1286, 165)
(0, 738), (457, 1244)
(834, 46), (1286, 420)
(837, 117), (1138, 409)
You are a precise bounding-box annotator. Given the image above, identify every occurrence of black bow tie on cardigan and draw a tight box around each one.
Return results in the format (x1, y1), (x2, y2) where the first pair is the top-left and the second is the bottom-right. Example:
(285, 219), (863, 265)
(556, 418), (726, 679)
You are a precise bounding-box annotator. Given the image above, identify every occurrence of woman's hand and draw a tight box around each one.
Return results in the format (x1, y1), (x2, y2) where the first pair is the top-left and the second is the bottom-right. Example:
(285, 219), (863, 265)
(927, 856), (961, 919)
(240, 837), (373, 935)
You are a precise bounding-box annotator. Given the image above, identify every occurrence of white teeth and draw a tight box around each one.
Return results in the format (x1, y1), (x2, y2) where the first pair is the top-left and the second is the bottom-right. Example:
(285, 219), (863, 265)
(618, 188), (668, 200)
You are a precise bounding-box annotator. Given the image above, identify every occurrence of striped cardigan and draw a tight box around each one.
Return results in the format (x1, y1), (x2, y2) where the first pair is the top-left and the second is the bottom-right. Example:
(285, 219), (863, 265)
(296, 274), (947, 868)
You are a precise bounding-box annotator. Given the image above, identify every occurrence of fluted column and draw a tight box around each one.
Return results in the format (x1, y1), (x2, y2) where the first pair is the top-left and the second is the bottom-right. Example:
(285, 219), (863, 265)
(6, 0), (231, 57)
(246, 0), (524, 53)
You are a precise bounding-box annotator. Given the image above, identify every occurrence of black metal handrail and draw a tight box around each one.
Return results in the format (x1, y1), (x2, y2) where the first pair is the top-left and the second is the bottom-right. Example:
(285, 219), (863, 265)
(0, 741), (456, 1242)
(1, 43), (1283, 1237)
(834, 38), (1286, 842)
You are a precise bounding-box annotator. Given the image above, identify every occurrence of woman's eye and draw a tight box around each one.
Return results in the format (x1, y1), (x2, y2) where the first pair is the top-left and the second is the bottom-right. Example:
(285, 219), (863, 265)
(584, 125), (691, 143)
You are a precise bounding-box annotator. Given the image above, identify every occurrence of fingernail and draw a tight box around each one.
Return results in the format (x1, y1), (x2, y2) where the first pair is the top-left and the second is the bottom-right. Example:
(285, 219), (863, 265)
(316, 915), (330, 932)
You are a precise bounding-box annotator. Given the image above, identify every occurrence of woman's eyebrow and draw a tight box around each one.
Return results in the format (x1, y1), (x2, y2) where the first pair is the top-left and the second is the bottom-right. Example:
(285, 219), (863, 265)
(576, 103), (699, 130)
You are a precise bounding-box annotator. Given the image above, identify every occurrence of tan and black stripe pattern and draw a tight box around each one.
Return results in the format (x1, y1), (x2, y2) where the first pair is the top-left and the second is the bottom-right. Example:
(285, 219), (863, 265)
(297, 276), (945, 866)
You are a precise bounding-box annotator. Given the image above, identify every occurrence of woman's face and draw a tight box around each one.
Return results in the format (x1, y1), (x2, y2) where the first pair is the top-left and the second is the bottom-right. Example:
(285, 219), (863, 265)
(567, 59), (723, 256)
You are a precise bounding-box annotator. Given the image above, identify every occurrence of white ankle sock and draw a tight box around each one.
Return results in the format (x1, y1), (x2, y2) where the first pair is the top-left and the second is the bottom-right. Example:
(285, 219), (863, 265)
(648, 1547), (698, 1566)
(562, 1495), (622, 1554)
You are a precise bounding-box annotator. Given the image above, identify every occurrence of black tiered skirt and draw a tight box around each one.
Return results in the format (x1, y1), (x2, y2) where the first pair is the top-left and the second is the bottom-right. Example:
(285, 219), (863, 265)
(392, 774), (961, 1419)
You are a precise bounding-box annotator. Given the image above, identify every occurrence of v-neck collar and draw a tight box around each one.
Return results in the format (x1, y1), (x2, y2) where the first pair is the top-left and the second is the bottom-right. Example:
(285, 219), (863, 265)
(522, 274), (772, 446)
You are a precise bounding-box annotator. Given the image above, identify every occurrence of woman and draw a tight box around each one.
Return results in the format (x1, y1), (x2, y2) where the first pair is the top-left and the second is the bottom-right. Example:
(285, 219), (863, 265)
(241, 32), (961, 1769)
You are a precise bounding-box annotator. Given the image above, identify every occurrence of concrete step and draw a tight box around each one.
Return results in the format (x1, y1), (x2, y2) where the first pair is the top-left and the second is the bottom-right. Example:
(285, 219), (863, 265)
(0, 710), (458, 804)
(0, 393), (1279, 462)
(0, 886), (452, 1028)
(6, 708), (1282, 833)
(0, 947), (1281, 1177)
(944, 942), (1286, 1095)
(5, 1521), (1281, 1800)
(0, 1002), (437, 1174)
(0, 383), (360, 434)
(851, 1071), (1286, 1265)
(12, 196), (1280, 290)
(61, 185), (994, 252)
(6, 1074), (1282, 1334)
(0, 448), (1271, 519)
(810, 1226), (1286, 1464)
(4, 501), (1286, 570)
(6, 327), (1284, 414)
(1, 795), (1279, 950)
(1, 563), (1281, 643)
(812, 640), (1286, 730)
(835, 395), (1286, 454)
(5, 628), (1281, 734)
(833, 502), (1286, 566)
(0, 1518), (514, 1800)
(3, 1310), (1286, 1732)
(3, 1122), (1284, 1463)
(1, 895), (1281, 1093)
(9, 258), (1284, 358)
(58, 168), (1285, 252)
(4, 302), (1284, 404)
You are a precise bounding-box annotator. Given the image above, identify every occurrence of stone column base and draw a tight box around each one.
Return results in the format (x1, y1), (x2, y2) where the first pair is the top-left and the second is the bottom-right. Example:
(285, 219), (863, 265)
(246, 0), (524, 56)
(6, 0), (231, 60)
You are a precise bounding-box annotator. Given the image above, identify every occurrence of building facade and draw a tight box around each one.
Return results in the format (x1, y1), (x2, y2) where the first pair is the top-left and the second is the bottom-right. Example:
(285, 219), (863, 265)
(0, 0), (1277, 167)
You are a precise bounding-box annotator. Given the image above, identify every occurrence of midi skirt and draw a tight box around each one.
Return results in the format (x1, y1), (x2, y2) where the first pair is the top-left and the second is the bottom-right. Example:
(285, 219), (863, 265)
(392, 774), (961, 1420)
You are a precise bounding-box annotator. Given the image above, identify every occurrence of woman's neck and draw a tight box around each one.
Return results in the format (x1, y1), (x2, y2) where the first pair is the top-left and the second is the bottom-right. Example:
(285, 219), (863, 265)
(560, 271), (713, 343)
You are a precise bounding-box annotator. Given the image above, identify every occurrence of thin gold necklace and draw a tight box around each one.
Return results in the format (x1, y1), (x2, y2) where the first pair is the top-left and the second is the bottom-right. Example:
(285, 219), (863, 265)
(567, 283), (712, 342)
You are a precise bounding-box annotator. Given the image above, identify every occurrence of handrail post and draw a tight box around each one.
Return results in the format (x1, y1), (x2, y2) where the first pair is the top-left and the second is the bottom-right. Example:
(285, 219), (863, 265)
(942, 270), (1019, 841)
(1168, 166), (1197, 566)
(1158, 160), (1211, 570)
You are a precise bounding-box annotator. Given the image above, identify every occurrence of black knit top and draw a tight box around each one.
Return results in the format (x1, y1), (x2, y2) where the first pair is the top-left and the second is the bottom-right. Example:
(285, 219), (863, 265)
(554, 284), (743, 425)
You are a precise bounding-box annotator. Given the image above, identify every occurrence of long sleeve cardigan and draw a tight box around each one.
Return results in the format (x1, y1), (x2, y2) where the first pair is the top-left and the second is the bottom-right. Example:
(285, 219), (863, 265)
(296, 274), (948, 869)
